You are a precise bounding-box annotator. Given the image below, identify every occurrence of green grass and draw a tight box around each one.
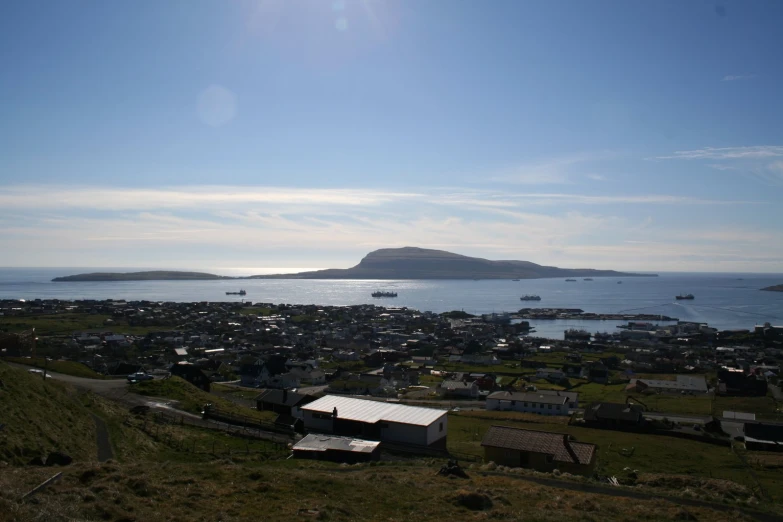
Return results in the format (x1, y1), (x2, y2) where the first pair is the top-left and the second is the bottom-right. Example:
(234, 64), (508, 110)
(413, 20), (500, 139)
(238, 306), (274, 316)
(446, 411), (780, 502)
(0, 460), (761, 522)
(0, 312), (171, 336)
(4, 356), (106, 379)
(0, 361), (97, 465)
(569, 382), (717, 415)
(211, 383), (265, 400)
(131, 376), (277, 423)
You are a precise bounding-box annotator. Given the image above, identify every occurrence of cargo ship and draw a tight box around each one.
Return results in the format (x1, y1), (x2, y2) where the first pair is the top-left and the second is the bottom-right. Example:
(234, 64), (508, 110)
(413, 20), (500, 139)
(520, 295), (542, 301)
(226, 290), (246, 296)
(676, 294), (694, 300)
(371, 291), (397, 298)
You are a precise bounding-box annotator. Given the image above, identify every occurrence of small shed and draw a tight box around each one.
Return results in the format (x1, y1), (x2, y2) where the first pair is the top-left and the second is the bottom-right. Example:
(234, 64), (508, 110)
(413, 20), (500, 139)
(292, 434), (381, 463)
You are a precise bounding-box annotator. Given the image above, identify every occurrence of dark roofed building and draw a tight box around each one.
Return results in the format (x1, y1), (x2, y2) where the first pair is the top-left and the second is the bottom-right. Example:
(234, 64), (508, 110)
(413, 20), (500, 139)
(256, 388), (315, 416)
(583, 402), (644, 428)
(481, 425), (596, 475)
(292, 434), (381, 463)
(169, 362), (211, 391)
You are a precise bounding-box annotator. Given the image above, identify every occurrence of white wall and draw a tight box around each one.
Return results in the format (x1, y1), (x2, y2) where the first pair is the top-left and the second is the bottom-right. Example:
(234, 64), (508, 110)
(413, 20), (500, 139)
(425, 413), (448, 446)
(302, 410), (333, 432)
(380, 422), (429, 445)
(485, 399), (568, 416)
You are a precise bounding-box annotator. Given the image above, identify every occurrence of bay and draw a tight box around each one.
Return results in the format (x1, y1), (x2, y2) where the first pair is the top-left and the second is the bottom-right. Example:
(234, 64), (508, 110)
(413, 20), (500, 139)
(1, 268), (782, 340)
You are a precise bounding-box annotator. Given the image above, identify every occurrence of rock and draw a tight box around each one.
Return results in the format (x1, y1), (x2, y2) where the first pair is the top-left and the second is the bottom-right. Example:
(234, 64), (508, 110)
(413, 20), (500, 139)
(453, 489), (493, 511)
(27, 456), (45, 466)
(45, 452), (73, 466)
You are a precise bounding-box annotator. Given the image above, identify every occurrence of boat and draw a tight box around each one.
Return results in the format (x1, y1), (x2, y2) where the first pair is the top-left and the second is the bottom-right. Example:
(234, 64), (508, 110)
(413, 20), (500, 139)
(617, 281), (622, 284)
(512, 279), (520, 281)
(520, 295), (541, 301)
(583, 278), (593, 281)
(676, 294), (695, 300)
(371, 291), (397, 298)
(226, 290), (246, 296)
(564, 329), (591, 340)
(565, 279), (577, 282)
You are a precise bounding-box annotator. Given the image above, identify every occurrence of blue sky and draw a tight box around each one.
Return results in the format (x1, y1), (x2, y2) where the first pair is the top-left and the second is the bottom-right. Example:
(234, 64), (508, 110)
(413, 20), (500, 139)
(1, 0), (782, 273)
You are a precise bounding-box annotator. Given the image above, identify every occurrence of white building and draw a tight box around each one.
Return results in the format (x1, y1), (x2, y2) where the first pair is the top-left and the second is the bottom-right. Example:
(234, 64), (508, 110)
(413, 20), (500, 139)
(485, 391), (572, 416)
(300, 395), (448, 448)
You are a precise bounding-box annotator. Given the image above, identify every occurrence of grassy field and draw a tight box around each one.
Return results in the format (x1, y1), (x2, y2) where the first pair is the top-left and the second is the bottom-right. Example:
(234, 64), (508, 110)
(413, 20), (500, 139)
(131, 377), (278, 423)
(4, 356), (105, 379)
(0, 361), (97, 465)
(569, 382), (782, 418)
(0, 313), (166, 336)
(0, 460), (761, 522)
(212, 383), (265, 400)
(446, 410), (782, 503)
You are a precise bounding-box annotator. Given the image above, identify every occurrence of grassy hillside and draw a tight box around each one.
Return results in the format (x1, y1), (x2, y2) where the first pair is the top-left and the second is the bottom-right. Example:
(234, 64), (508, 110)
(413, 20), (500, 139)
(4, 357), (105, 379)
(0, 361), (96, 465)
(131, 376), (277, 422)
(0, 460), (759, 522)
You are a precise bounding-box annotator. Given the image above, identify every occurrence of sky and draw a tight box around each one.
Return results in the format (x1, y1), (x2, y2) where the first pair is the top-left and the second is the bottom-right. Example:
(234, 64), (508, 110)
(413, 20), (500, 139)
(1, 0), (782, 273)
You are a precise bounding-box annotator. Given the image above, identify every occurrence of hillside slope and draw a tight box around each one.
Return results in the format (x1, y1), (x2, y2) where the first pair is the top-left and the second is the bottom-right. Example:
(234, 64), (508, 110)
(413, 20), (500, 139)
(0, 361), (96, 465)
(52, 270), (230, 282)
(254, 247), (655, 279)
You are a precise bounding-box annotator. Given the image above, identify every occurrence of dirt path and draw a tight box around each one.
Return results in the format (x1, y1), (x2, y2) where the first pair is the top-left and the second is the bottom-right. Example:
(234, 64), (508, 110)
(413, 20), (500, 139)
(91, 414), (114, 462)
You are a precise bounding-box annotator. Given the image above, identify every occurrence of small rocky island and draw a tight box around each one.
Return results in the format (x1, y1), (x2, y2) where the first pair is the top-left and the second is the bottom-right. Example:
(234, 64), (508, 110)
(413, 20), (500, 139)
(52, 271), (232, 282)
(761, 284), (783, 292)
(53, 247), (657, 281)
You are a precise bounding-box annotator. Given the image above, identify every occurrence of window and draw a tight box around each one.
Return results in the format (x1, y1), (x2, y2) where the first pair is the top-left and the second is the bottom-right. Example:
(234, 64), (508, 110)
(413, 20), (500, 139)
(523, 402), (528, 407)
(439, 422), (443, 432)
(546, 455), (554, 463)
(547, 404), (552, 410)
(511, 401), (516, 406)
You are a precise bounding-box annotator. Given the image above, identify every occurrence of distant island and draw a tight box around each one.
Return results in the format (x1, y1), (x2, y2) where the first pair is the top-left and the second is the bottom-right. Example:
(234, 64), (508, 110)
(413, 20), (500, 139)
(761, 284), (783, 292)
(54, 247), (656, 281)
(52, 271), (231, 282)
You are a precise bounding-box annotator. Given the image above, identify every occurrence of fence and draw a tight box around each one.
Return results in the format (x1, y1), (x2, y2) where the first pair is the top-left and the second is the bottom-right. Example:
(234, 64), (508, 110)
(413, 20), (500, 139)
(133, 411), (290, 458)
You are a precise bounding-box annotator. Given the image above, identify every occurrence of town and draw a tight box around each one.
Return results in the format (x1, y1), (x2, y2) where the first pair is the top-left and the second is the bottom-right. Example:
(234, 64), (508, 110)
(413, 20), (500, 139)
(2, 297), (782, 517)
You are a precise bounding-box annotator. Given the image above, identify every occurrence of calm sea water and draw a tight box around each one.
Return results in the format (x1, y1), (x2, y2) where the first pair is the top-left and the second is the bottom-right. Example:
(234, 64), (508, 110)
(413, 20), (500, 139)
(1, 268), (783, 339)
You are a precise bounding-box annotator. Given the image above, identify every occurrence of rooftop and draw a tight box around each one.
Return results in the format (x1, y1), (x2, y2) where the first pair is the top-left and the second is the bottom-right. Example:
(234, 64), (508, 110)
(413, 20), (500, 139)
(301, 395), (447, 426)
(293, 434), (380, 454)
(481, 425), (595, 465)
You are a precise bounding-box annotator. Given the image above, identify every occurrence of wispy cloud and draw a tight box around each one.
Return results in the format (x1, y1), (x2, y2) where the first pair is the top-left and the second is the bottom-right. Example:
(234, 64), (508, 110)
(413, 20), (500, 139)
(721, 74), (757, 82)
(707, 164), (737, 171)
(490, 152), (615, 184)
(653, 145), (783, 161)
(586, 174), (607, 181)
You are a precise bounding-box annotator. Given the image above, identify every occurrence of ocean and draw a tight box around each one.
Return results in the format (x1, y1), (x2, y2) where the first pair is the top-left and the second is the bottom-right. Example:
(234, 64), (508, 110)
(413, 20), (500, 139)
(1, 268), (782, 340)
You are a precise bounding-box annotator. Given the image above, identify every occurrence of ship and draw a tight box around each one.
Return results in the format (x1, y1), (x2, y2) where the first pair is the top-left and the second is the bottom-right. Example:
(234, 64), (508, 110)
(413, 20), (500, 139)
(520, 295), (541, 301)
(583, 278), (593, 281)
(226, 290), (246, 296)
(371, 291), (398, 298)
(512, 279), (520, 281)
(565, 279), (577, 282)
(676, 294), (695, 300)
(564, 329), (591, 340)
(617, 281), (623, 284)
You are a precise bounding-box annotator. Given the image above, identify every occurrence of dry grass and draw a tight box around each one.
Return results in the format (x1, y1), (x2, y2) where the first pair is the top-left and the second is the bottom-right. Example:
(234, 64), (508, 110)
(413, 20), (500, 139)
(0, 461), (761, 522)
(0, 361), (96, 465)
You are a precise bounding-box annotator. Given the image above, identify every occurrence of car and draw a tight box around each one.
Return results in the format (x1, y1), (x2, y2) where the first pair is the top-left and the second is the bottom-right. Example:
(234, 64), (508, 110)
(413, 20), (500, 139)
(127, 372), (154, 382)
(28, 368), (52, 378)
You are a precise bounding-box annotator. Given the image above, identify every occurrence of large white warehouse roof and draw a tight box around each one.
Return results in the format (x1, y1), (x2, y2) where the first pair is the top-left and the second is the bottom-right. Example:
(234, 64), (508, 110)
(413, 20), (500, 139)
(301, 395), (447, 426)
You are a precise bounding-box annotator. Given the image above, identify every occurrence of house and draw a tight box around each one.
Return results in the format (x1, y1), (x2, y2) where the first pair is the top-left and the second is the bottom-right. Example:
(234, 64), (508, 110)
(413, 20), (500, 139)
(292, 434), (381, 463)
(239, 360), (270, 387)
(485, 391), (571, 416)
(439, 380), (479, 399)
(586, 363), (609, 384)
(743, 421), (783, 452)
(169, 362), (211, 392)
(561, 363), (583, 378)
(626, 375), (708, 395)
(535, 368), (565, 383)
(301, 395), (448, 448)
(109, 362), (143, 376)
(289, 367), (326, 385)
(481, 425), (597, 475)
(718, 368), (768, 397)
(267, 372), (300, 389)
(583, 402), (644, 428)
(256, 389), (316, 416)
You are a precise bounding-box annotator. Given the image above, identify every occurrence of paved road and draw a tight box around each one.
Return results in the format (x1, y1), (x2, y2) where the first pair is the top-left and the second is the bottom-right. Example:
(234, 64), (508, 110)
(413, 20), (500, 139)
(91, 414), (115, 462)
(9, 363), (128, 393)
(643, 413), (713, 425)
